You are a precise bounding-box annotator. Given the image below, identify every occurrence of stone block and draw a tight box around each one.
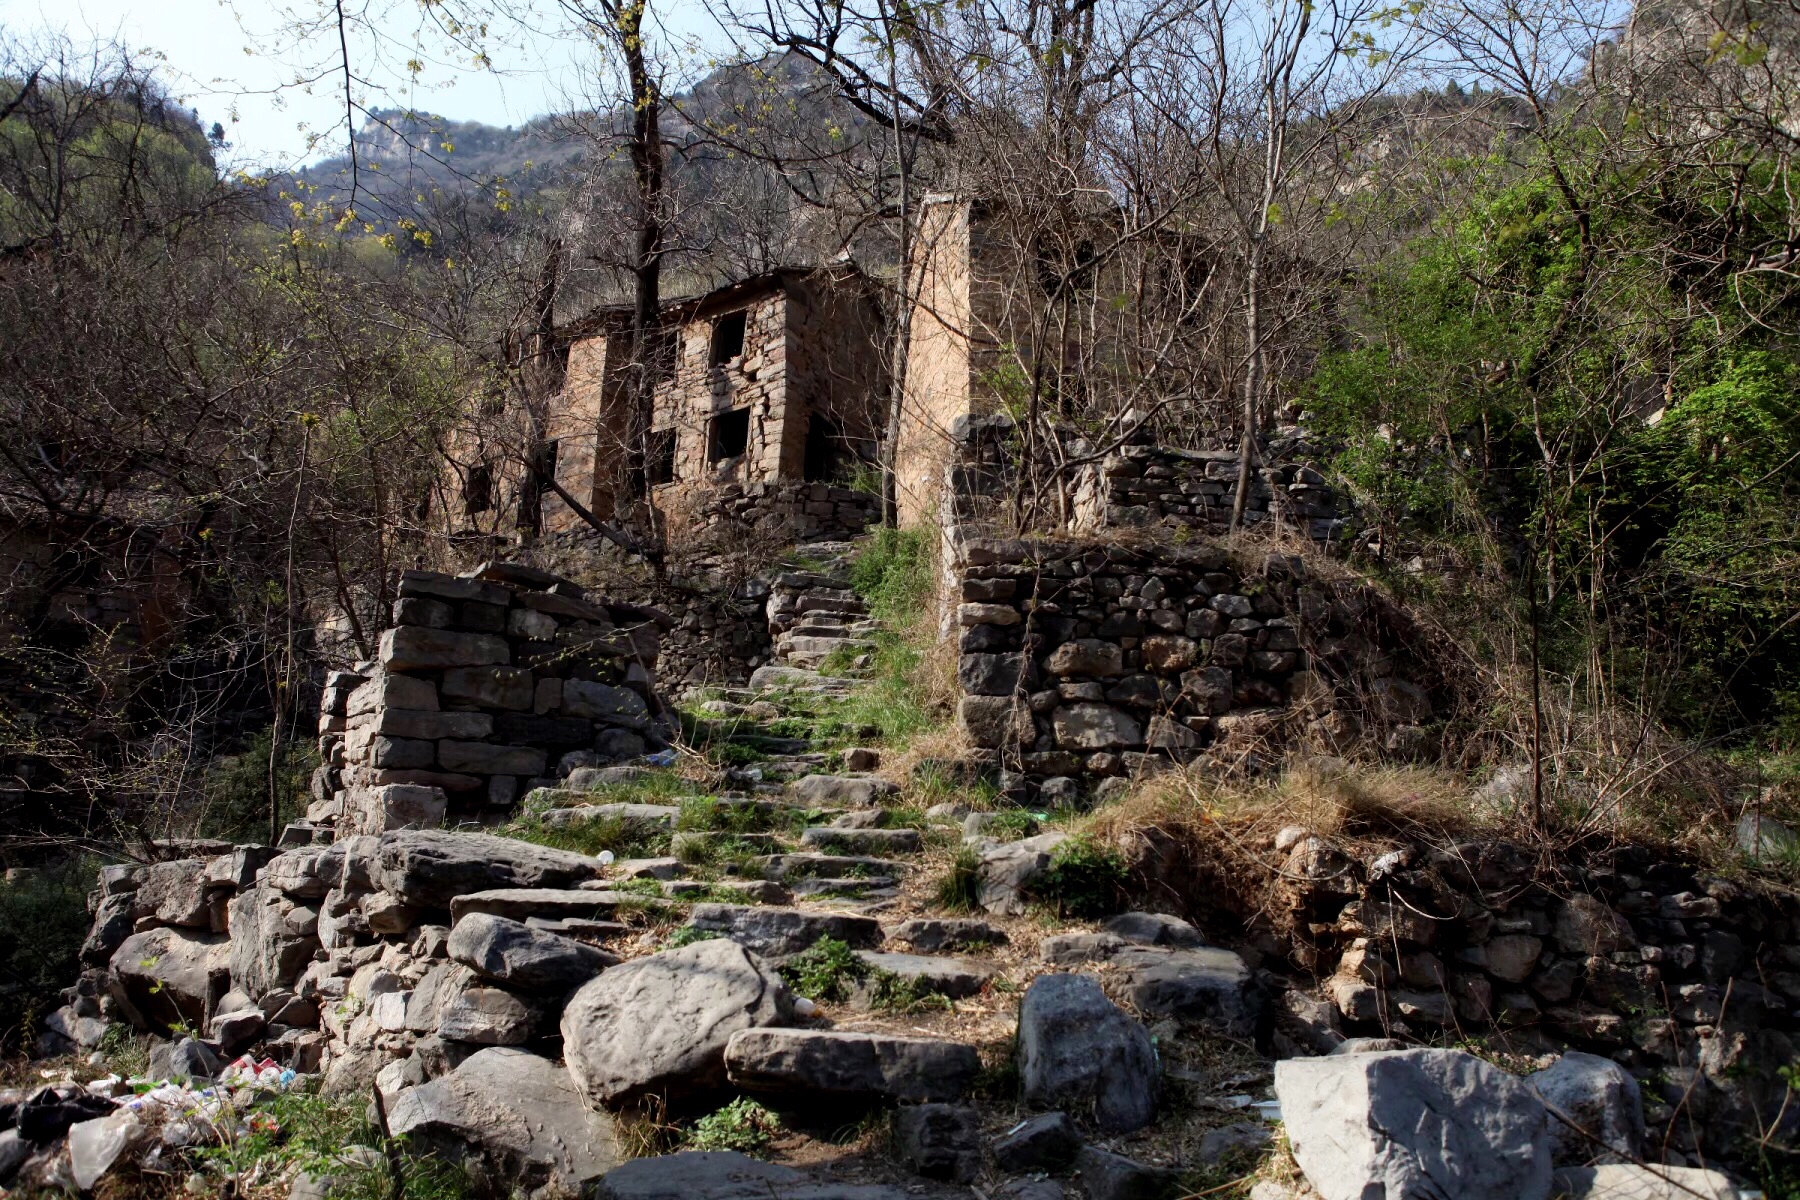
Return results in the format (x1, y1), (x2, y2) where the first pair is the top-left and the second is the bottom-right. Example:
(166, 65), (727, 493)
(348, 672), (438, 716)
(438, 742), (548, 777)
(381, 627), (510, 671)
(371, 710), (494, 741)
(442, 666), (535, 711)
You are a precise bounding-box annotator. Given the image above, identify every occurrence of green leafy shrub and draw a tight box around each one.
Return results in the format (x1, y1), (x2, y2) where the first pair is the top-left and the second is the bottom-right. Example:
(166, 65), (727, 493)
(665, 925), (722, 949)
(779, 936), (868, 1001)
(849, 526), (934, 625)
(1033, 835), (1128, 918)
(198, 728), (317, 842)
(0, 858), (99, 1051)
(687, 1098), (783, 1156)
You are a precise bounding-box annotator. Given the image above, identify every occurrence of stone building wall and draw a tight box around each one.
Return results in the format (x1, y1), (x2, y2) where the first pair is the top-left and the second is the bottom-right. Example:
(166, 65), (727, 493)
(949, 536), (1442, 792)
(311, 563), (674, 835)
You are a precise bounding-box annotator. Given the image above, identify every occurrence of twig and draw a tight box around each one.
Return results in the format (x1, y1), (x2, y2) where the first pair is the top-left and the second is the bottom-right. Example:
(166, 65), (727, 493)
(370, 1084), (406, 1200)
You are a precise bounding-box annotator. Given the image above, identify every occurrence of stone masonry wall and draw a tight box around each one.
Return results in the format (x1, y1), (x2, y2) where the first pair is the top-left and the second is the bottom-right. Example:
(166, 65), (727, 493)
(951, 536), (1443, 793)
(685, 480), (879, 547)
(1071, 445), (1349, 543)
(312, 563), (675, 836)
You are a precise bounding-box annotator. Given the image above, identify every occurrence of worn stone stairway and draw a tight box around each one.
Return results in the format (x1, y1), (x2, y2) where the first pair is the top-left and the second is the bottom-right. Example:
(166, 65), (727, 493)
(764, 541), (884, 670)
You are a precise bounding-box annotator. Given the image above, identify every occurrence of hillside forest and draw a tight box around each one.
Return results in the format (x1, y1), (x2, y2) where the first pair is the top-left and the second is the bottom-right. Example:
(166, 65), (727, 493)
(0, 0), (1797, 1048)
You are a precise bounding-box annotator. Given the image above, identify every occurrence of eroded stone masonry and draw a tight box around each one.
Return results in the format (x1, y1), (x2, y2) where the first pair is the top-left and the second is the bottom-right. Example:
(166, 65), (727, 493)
(311, 564), (677, 838)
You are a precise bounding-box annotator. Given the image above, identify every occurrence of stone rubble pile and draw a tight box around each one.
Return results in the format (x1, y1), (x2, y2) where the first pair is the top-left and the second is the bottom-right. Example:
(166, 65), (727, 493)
(310, 562), (676, 837)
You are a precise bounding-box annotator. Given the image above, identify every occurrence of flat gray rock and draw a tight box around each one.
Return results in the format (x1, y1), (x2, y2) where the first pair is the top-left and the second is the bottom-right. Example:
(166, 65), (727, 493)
(786, 775), (900, 806)
(562, 938), (792, 1108)
(541, 803), (679, 830)
(855, 952), (994, 1001)
(799, 827), (921, 854)
(887, 918), (1008, 953)
(437, 984), (542, 1044)
(1111, 946), (1260, 1037)
(1550, 1164), (1736, 1200)
(388, 1047), (619, 1195)
(448, 913), (615, 991)
(724, 1028), (980, 1102)
(977, 833), (1069, 915)
(1103, 911), (1205, 948)
(449, 889), (662, 924)
(1275, 1048), (1550, 1200)
(373, 830), (605, 910)
(109, 927), (229, 1035)
(1017, 973), (1158, 1134)
(684, 904), (882, 958)
(759, 854), (894, 880)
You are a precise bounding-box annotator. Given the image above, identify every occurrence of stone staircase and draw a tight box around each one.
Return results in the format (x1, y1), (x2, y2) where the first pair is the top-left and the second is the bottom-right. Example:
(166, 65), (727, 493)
(764, 541), (884, 670)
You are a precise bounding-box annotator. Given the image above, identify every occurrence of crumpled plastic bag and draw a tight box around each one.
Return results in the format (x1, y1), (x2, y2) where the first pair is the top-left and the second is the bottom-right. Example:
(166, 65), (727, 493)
(67, 1111), (146, 1190)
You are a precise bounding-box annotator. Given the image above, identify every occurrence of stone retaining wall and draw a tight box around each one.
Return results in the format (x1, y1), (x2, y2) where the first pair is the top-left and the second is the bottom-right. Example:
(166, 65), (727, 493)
(1071, 444), (1349, 542)
(311, 563), (675, 835)
(1127, 826), (1800, 1167)
(687, 480), (878, 546)
(950, 536), (1443, 792)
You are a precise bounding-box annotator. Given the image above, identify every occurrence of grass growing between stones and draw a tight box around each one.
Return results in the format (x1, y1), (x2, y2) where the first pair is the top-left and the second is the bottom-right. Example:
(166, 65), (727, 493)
(933, 846), (983, 913)
(503, 812), (672, 860)
(1030, 835), (1130, 918)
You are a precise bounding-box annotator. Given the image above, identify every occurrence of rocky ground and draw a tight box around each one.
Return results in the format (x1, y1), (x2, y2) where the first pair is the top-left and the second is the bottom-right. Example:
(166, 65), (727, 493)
(0, 561), (1771, 1200)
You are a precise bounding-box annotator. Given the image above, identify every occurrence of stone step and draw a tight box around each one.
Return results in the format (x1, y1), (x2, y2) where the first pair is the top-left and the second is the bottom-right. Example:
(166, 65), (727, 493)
(885, 918), (1010, 954)
(747, 665), (858, 695)
(669, 831), (786, 858)
(787, 775), (900, 806)
(789, 877), (899, 900)
(799, 827), (921, 855)
(682, 903), (883, 957)
(663, 879), (791, 905)
(854, 951), (995, 1001)
(723, 1028), (981, 1102)
(537, 803), (678, 830)
(449, 888), (671, 924)
(758, 853), (898, 880)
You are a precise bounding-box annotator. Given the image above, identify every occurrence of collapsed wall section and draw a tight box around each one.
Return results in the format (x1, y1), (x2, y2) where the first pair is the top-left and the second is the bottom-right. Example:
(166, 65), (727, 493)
(951, 537), (1443, 791)
(311, 563), (675, 836)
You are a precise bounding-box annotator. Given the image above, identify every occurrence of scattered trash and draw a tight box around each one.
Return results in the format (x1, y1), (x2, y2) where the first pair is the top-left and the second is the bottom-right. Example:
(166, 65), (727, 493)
(1252, 1099), (1282, 1123)
(643, 749), (679, 767)
(793, 997), (819, 1018)
(598, 850), (616, 866)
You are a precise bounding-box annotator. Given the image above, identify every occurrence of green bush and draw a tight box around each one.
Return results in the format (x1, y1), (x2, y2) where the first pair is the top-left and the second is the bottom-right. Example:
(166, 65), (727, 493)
(933, 846), (983, 913)
(1033, 835), (1128, 918)
(687, 1098), (783, 1156)
(0, 858), (99, 1052)
(779, 936), (868, 1001)
(849, 526), (934, 626)
(199, 728), (317, 842)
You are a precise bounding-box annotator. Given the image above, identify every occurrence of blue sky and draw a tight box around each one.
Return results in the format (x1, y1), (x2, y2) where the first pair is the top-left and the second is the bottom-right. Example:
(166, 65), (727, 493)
(10, 0), (728, 165)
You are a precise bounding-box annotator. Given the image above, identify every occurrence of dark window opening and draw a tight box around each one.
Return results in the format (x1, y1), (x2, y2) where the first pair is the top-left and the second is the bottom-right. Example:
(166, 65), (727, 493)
(646, 428), (677, 485)
(708, 408), (751, 462)
(463, 462), (493, 515)
(804, 414), (843, 482)
(709, 311), (747, 366)
(647, 327), (679, 385)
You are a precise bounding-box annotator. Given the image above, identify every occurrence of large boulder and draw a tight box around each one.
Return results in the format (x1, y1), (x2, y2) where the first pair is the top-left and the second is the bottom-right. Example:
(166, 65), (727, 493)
(1529, 1052), (1643, 1166)
(724, 1029), (980, 1103)
(108, 927), (229, 1034)
(227, 885), (320, 1000)
(562, 938), (792, 1109)
(371, 830), (605, 910)
(1017, 973), (1158, 1133)
(1111, 946), (1260, 1037)
(134, 859), (212, 927)
(387, 1047), (619, 1195)
(594, 1151), (907, 1200)
(1275, 1048), (1551, 1200)
(448, 913), (613, 991)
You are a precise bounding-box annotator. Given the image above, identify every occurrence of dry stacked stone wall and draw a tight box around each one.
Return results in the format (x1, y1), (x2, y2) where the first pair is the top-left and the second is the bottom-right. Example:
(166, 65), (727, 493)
(688, 479), (879, 546)
(951, 537), (1442, 793)
(1072, 444), (1349, 542)
(1160, 830), (1800, 1166)
(312, 564), (675, 835)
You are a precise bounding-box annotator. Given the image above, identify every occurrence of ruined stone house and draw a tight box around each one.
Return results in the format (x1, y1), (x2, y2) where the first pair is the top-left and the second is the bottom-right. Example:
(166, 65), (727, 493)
(533, 265), (888, 537)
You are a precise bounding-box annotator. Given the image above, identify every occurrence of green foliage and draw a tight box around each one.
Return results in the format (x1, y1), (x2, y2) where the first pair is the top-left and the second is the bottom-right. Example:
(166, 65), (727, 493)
(0, 858), (100, 1051)
(778, 935), (869, 1001)
(505, 812), (671, 860)
(1032, 836), (1128, 918)
(686, 1098), (783, 1156)
(677, 796), (775, 834)
(868, 972), (953, 1014)
(665, 925), (722, 949)
(199, 728), (318, 842)
(848, 526), (935, 626)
